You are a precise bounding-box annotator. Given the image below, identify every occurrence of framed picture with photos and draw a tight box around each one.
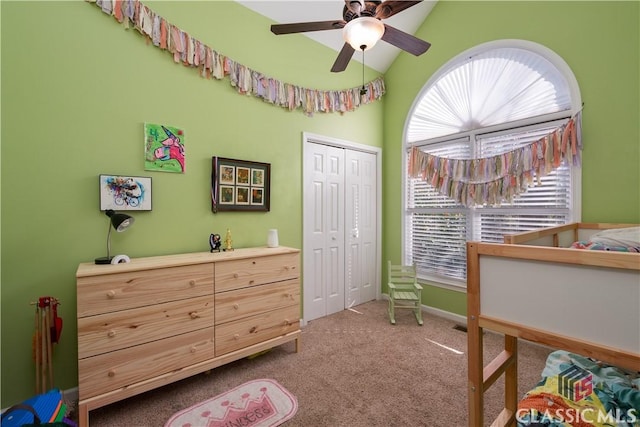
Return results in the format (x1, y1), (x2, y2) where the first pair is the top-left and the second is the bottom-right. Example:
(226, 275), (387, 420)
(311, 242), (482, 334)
(211, 157), (270, 213)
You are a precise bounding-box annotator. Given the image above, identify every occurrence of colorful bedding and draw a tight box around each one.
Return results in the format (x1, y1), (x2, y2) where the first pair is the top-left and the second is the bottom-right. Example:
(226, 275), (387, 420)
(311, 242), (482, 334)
(571, 226), (640, 252)
(570, 241), (640, 252)
(517, 351), (640, 426)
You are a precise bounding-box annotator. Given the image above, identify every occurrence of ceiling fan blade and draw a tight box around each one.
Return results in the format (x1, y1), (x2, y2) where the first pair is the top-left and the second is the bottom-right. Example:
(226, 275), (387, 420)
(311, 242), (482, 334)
(381, 24), (431, 56)
(375, 1), (422, 20)
(271, 20), (346, 35)
(331, 43), (356, 72)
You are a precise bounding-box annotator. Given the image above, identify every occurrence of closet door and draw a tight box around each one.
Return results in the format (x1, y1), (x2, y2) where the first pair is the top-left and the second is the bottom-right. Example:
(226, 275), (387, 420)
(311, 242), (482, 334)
(345, 150), (377, 308)
(303, 143), (345, 321)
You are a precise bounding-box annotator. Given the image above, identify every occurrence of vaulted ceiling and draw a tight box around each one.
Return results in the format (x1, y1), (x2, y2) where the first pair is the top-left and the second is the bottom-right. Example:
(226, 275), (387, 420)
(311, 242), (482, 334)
(235, 1), (437, 73)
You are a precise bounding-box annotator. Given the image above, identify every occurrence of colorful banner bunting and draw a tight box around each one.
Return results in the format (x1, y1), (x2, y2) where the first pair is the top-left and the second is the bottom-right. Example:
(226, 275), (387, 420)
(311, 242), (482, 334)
(408, 112), (583, 207)
(88, 0), (385, 116)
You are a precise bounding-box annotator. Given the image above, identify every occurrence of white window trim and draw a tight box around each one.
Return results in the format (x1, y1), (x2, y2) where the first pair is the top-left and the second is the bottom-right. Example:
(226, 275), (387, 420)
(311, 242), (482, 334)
(401, 39), (583, 290)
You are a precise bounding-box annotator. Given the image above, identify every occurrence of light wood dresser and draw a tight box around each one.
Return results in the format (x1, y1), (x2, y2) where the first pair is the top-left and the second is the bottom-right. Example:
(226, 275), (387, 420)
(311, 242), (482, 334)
(76, 246), (301, 427)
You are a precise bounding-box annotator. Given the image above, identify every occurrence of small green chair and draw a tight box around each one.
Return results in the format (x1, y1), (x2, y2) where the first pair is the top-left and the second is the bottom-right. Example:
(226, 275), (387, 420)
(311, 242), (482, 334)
(387, 261), (423, 325)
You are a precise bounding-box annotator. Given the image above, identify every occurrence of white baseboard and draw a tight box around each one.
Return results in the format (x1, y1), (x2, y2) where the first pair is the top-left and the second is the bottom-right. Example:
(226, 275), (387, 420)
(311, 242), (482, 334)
(422, 304), (467, 325)
(380, 294), (467, 325)
(301, 297), (466, 327)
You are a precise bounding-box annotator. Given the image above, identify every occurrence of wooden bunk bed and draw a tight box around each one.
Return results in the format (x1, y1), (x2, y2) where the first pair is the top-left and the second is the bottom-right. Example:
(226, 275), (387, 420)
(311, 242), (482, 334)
(466, 222), (640, 426)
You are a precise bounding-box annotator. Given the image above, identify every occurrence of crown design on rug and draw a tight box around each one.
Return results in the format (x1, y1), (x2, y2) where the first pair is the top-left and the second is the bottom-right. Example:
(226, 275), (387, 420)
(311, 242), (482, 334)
(165, 379), (297, 427)
(205, 387), (276, 427)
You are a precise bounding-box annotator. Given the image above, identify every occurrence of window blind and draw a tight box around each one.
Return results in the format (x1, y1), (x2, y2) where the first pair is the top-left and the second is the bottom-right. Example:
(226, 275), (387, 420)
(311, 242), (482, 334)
(404, 45), (578, 286)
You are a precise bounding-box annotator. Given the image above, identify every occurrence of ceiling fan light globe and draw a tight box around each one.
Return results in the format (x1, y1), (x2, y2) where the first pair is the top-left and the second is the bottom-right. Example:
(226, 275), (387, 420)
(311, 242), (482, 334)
(343, 17), (384, 51)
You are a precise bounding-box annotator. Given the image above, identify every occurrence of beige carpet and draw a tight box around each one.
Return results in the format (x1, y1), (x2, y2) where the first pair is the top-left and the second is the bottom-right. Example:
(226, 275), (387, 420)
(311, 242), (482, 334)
(86, 300), (552, 426)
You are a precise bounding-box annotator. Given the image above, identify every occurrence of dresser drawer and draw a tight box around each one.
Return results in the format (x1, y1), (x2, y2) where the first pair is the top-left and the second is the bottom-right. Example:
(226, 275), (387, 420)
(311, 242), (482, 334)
(78, 295), (214, 359)
(215, 305), (299, 356)
(78, 328), (214, 400)
(215, 279), (299, 324)
(215, 253), (299, 293)
(77, 264), (214, 317)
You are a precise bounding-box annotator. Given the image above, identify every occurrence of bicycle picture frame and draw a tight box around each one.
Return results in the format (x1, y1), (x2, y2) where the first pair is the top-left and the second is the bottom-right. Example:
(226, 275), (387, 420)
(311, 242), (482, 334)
(99, 174), (153, 211)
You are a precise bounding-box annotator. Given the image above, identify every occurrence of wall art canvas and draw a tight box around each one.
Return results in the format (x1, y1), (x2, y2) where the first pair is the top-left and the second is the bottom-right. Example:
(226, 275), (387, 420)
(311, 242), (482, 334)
(99, 175), (152, 211)
(144, 123), (185, 173)
(211, 157), (270, 213)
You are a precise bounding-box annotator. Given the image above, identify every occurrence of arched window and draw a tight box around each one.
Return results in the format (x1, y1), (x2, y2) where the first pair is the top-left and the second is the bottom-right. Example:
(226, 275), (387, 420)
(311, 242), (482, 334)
(403, 40), (582, 287)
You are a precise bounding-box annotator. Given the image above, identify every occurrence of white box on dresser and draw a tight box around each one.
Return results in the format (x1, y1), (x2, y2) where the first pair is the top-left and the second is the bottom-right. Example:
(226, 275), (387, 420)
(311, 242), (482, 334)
(76, 247), (301, 427)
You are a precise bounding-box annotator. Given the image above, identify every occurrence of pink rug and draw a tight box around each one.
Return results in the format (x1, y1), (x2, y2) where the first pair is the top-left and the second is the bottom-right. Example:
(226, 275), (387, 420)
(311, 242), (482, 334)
(165, 379), (297, 427)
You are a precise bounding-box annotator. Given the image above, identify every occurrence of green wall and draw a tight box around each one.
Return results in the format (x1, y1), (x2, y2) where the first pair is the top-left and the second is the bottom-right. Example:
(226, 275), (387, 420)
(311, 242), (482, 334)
(382, 1), (640, 314)
(2, 0), (639, 408)
(0, 1), (383, 406)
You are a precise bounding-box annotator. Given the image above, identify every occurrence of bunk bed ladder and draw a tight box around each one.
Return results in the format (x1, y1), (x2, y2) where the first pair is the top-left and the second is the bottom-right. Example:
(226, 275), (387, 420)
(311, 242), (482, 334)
(467, 242), (519, 427)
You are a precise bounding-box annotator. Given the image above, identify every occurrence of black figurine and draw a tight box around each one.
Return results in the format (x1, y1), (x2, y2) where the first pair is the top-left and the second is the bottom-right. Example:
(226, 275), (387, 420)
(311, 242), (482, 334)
(209, 233), (221, 252)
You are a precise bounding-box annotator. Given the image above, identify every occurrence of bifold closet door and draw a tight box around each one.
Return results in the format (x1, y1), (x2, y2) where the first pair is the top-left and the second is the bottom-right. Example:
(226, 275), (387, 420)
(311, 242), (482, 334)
(303, 143), (346, 321)
(345, 149), (377, 308)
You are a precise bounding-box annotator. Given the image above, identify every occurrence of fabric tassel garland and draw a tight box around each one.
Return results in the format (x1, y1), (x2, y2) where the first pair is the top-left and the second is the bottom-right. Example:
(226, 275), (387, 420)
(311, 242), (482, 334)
(86, 0), (385, 115)
(408, 111), (583, 207)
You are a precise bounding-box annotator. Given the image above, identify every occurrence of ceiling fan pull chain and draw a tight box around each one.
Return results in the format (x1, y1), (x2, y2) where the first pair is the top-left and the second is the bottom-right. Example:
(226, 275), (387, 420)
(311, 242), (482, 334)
(360, 47), (367, 96)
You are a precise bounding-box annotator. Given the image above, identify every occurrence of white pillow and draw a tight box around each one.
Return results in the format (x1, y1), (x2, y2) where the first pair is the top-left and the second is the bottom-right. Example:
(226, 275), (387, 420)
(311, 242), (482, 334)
(590, 226), (640, 249)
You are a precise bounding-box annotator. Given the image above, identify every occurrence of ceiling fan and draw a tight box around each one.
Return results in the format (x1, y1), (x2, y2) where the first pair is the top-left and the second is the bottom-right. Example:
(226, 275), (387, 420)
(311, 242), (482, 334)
(270, 0), (432, 72)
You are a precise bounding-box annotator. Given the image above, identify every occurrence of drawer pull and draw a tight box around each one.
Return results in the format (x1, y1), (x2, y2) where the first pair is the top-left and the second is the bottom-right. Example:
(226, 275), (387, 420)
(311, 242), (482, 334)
(190, 312), (200, 319)
(190, 346), (197, 353)
(283, 319), (291, 326)
(189, 280), (196, 286)
(107, 330), (116, 338)
(284, 266), (290, 271)
(249, 326), (257, 333)
(108, 370), (116, 377)
(252, 261), (256, 265)
(233, 304), (239, 310)
(106, 290), (116, 299)
(249, 280), (255, 285)
(233, 273), (239, 279)
(233, 334), (240, 340)
(284, 293), (293, 299)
